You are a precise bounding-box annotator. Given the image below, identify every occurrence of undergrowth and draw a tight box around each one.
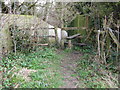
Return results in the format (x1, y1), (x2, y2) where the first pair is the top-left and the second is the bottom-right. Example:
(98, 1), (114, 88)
(0, 47), (63, 88)
(0, 46), (119, 88)
(74, 46), (119, 88)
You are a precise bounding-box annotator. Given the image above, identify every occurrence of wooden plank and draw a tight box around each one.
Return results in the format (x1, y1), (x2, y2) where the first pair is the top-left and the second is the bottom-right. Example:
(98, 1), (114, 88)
(73, 43), (87, 46)
(19, 27), (55, 30)
(19, 27), (86, 31)
(35, 43), (49, 46)
(94, 30), (106, 34)
(67, 34), (80, 39)
(65, 42), (87, 46)
(23, 43), (49, 46)
(31, 35), (55, 38)
(62, 27), (87, 30)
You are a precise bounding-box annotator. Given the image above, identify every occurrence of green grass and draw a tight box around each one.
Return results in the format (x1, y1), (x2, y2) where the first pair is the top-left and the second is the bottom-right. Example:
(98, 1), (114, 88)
(1, 47), (63, 88)
(1, 46), (118, 88)
(21, 69), (63, 88)
(76, 59), (109, 88)
(74, 46), (118, 88)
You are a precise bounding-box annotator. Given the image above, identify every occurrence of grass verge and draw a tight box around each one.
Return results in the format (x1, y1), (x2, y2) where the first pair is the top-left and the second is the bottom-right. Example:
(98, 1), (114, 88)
(0, 47), (63, 88)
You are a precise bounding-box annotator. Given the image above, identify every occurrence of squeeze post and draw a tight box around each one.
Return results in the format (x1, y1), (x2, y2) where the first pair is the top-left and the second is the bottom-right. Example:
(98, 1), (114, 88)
(68, 40), (72, 49)
(61, 39), (65, 49)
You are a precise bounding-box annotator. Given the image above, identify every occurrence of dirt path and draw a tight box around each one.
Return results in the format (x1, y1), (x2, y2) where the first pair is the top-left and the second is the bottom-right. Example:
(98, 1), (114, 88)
(59, 50), (82, 88)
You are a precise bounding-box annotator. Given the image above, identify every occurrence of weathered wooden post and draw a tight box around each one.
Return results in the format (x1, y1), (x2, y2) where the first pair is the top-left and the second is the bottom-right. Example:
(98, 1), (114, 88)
(61, 29), (65, 49)
(61, 38), (65, 49)
(68, 39), (72, 49)
(54, 27), (59, 46)
(97, 30), (101, 59)
(67, 34), (80, 49)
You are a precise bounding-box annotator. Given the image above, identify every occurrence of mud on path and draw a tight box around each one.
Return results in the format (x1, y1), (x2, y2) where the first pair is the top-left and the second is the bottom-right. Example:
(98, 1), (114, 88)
(58, 50), (82, 88)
